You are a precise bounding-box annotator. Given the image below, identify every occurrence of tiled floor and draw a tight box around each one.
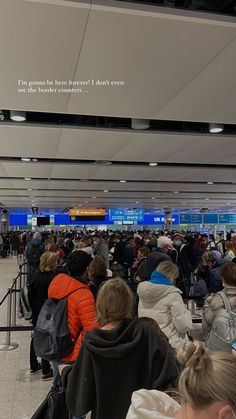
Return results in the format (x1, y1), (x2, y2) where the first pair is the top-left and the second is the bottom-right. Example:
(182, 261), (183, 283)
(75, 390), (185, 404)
(0, 257), (51, 419)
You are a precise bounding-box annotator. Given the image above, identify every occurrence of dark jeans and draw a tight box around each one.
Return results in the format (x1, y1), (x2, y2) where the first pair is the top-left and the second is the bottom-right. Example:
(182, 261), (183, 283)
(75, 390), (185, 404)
(30, 335), (51, 374)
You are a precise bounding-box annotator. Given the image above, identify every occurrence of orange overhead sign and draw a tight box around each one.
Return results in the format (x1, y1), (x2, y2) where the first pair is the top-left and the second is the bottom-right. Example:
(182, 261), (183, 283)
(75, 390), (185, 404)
(69, 209), (105, 216)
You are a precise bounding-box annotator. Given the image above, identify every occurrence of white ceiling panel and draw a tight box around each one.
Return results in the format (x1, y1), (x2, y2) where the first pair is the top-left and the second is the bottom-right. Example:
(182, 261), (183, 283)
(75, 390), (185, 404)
(50, 164), (100, 178)
(158, 38), (236, 123)
(57, 127), (131, 160)
(0, 162), (53, 178)
(67, 1), (236, 121)
(112, 132), (236, 164)
(0, 124), (61, 158)
(1, 124), (236, 164)
(0, 0), (90, 112)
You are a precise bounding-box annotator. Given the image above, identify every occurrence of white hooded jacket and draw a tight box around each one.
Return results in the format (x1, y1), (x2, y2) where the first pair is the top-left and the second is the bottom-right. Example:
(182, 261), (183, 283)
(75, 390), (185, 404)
(126, 389), (180, 419)
(137, 281), (192, 349)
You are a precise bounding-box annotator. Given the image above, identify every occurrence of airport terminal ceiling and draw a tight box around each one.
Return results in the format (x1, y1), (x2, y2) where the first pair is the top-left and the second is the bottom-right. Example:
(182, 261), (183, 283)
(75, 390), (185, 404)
(0, 0), (236, 214)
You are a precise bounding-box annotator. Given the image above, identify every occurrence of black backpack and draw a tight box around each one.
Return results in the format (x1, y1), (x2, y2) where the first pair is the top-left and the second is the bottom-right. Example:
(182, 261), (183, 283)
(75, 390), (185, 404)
(34, 287), (85, 361)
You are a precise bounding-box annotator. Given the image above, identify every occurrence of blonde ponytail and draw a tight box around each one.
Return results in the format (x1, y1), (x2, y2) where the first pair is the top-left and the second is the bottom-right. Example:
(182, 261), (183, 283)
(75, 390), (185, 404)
(177, 341), (236, 412)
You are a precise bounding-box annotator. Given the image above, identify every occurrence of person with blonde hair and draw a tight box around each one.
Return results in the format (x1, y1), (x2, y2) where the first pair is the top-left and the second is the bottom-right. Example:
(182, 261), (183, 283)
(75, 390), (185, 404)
(175, 341), (236, 419)
(28, 251), (59, 379)
(225, 241), (236, 262)
(138, 260), (192, 349)
(60, 278), (180, 419)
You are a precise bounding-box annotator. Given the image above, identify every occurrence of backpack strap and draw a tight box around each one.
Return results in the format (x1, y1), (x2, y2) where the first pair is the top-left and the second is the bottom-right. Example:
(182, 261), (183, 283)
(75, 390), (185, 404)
(218, 291), (232, 313)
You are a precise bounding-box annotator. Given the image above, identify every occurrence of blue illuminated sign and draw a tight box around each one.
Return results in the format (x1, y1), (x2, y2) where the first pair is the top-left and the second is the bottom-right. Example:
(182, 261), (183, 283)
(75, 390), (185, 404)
(110, 209), (144, 222)
(203, 214), (218, 224)
(180, 214), (203, 224)
(219, 214), (236, 224)
(139, 214), (179, 225)
(9, 214), (28, 226)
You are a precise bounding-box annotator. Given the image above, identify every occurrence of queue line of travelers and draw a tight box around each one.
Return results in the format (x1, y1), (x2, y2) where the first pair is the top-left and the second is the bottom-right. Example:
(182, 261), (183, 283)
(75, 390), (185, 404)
(20, 229), (236, 418)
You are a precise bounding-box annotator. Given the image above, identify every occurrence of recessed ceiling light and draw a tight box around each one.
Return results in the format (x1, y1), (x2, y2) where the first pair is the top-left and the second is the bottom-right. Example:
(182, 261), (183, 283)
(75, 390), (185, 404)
(28, 188), (32, 191)
(92, 196), (96, 199)
(30, 195), (34, 198)
(32, 158), (38, 162)
(149, 162), (158, 167)
(25, 177), (31, 181)
(104, 189), (109, 193)
(131, 119), (150, 130)
(209, 123), (224, 134)
(174, 191), (179, 194)
(10, 110), (26, 122)
(205, 198), (210, 201)
(120, 180), (126, 183)
(136, 201), (139, 204)
(151, 197), (155, 200)
(21, 157), (31, 162)
(207, 182), (214, 185)
(96, 160), (112, 166)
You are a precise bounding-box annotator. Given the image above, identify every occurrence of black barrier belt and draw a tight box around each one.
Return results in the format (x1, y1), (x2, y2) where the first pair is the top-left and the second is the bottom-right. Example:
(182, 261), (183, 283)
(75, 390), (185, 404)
(0, 326), (34, 332)
(0, 273), (21, 306)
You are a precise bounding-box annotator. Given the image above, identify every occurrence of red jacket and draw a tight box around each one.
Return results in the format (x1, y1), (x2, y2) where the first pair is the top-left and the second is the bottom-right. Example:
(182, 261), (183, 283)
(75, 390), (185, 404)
(48, 273), (98, 362)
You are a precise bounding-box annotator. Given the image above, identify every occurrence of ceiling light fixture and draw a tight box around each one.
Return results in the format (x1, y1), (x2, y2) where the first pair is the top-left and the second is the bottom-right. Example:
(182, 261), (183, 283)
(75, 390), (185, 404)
(104, 189), (109, 193)
(151, 197), (155, 200)
(10, 110), (26, 122)
(209, 123), (223, 133)
(120, 180), (126, 183)
(149, 162), (158, 167)
(28, 188), (32, 191)
(131, 118), (150, 130)
(25, 177), (31, 181)
(205, 198), (210, 201)
(21, 157), (31, 162)
(174, 191), (179, 194)
(92, 196), (96, 199)
(207, 182), (214, 185)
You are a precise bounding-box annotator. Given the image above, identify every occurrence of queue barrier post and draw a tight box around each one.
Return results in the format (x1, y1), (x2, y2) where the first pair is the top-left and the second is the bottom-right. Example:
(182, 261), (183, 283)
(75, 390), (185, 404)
(0, 288), (19, 351)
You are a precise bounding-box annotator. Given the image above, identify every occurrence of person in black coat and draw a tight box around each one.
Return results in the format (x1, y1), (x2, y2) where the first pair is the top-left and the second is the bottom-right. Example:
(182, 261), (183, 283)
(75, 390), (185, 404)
(28, 251), (59, 378)
(60, 278), (180, 419)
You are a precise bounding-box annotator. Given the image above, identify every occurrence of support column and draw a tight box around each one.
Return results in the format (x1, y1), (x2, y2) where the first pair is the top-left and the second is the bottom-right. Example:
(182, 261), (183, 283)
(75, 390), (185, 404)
(201, 207), (208, 228)
(1, 209), (9, 233)
(164, 210), (172, 232)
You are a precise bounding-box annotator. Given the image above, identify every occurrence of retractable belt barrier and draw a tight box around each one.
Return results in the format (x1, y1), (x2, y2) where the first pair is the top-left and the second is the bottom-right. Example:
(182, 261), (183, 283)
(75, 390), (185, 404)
(0, 261), (31, 351)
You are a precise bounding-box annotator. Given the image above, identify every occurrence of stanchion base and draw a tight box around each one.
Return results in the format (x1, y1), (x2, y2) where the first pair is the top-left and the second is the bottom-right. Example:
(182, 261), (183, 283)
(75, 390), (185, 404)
(0, 342), (19, 351)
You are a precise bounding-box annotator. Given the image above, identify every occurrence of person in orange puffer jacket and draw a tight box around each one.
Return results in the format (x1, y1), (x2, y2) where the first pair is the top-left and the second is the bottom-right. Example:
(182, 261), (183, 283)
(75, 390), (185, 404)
(48, 250), (98, 376)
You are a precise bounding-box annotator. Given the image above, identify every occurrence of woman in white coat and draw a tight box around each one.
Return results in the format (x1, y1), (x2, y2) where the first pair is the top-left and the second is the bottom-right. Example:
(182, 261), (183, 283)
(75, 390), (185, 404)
(137, 261), (192, 350)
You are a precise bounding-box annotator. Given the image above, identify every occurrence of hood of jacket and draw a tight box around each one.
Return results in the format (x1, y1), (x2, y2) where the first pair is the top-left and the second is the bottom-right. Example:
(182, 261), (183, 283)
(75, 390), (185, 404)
(29, 238), (42, 247)
(48, 273), (89, 300)
(126, 389), (180, 419)
(137, 281), (181, 303)
(84, 318), (148, 359)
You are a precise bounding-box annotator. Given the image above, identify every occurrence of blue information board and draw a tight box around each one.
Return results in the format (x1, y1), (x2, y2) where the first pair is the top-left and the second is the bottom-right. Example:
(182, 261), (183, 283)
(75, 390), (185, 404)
(138, 213), (180, 225)
(180, 214), (203, 224)
(9, 214), (28, 226)
(110, 209), (144, 222)
(203, 214), (219, 224)
(219, 214), (236, 224)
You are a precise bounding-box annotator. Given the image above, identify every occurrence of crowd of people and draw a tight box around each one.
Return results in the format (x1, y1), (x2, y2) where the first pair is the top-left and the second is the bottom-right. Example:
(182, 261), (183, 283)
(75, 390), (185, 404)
(7, 228), (236, 418)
